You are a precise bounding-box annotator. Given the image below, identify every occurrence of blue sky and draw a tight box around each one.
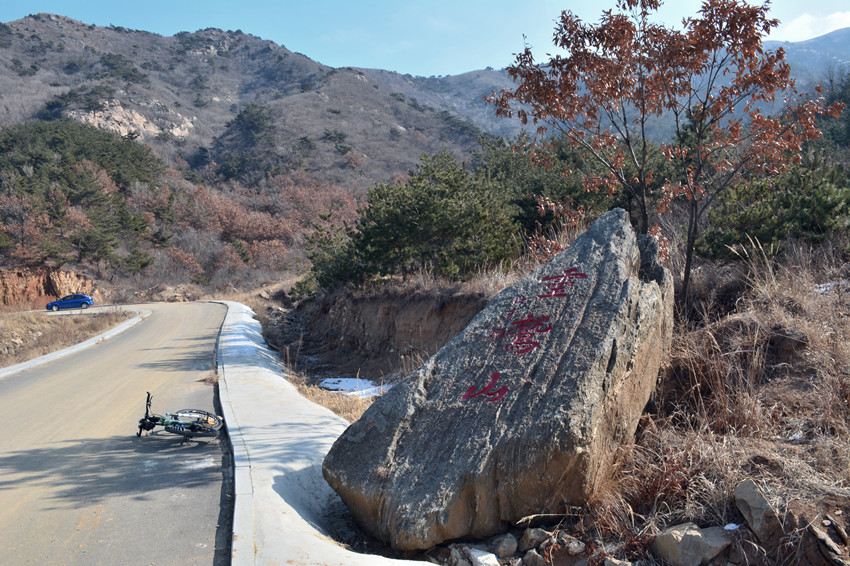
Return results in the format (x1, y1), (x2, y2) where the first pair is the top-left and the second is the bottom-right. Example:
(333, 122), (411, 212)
(2, 1), (849, 76)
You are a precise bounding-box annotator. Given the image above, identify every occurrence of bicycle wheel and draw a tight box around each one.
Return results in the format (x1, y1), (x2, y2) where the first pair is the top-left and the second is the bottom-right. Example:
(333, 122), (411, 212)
(166, 409), (223, 436)
(164, 422), (220, 437)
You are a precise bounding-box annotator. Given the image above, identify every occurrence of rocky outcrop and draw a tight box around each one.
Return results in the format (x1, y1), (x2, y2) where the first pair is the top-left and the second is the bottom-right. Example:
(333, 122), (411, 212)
(322, 209), (674, 550)
(132, 284), (202, 303)
(651, 480), (850, 566)
(0, 267), (100, 307)
(68, 99), (195, 141)
(731, 479), (850, 565)
(734, 479), (782, 544)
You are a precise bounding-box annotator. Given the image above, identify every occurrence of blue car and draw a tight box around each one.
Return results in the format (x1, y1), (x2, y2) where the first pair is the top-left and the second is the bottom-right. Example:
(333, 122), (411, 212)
(47, 294), (94, 311)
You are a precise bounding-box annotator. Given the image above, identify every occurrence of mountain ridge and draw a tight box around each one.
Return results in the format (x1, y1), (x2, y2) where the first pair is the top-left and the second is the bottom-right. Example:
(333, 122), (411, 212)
(765, 27), (850, 85)
(2, 13), (849, 190)
(0, 13), (523, 190)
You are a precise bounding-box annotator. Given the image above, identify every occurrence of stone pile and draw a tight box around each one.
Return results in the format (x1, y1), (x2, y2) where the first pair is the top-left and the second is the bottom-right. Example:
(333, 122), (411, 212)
(653, 479), (850, 566)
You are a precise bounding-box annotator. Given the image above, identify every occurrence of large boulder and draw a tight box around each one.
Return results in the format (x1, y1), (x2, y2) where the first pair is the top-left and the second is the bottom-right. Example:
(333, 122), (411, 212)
(322, 208), (674, 550)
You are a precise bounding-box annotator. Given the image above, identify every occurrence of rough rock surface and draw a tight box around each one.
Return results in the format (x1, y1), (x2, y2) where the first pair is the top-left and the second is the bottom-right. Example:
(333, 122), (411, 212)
(522, 549), (547, 566)
(734, 479), (782, 543)
(652, 522), (730, 566)
(69, 99), (195, 141)
(489, 533), (518, 558)
(322, 209), (674, 550)
(518, 528), (550, 552)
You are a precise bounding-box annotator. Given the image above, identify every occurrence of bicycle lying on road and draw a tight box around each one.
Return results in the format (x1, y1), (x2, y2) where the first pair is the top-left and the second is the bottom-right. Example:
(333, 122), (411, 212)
(137, 391), (223, 441)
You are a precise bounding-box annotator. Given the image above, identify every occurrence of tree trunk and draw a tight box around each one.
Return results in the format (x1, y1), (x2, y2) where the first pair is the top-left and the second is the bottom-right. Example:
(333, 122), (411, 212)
(679, 199), (699, 313)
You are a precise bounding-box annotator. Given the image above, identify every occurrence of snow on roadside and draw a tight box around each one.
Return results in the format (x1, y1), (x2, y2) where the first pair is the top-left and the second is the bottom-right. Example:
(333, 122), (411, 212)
(814, 280), (850, 294)
(319, 377), (392, 398)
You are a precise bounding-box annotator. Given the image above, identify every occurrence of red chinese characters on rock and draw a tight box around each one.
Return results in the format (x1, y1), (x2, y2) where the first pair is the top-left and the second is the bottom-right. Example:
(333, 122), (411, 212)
(504, 314), (552, 355)
(464, 266), (587, 403)
(462, 372), (507, 402)
(538, 268), (588, 298)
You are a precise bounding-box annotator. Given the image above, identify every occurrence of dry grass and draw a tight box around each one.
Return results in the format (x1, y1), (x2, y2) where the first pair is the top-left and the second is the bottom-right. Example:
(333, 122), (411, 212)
(583, 237), (850, 561)
(200, 370), (219, 385)
(285, 370), (374, 423)
(0, 308), (132, 368)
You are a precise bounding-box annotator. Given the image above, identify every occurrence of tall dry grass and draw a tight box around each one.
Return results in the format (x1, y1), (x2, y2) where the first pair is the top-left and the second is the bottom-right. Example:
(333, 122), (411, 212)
(281, 328), (375, 423)
(242, 200), (850, 564)
(257, 215), (850, 559)
(0, 308), (131, 368)
(584, 236), (850, 561)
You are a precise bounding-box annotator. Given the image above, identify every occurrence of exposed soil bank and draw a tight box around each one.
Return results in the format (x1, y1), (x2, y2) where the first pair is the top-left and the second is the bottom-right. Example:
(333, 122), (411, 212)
(0, 267), (100, 308)
(268, 287), (490, 381)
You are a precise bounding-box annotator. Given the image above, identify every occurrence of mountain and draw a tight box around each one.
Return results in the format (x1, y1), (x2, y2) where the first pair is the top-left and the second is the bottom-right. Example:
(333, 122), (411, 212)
(2, 14), (848, 191)
(765, 27), (850, 86)
(1, 13), (848, 295)
(0, 13), (524, 190)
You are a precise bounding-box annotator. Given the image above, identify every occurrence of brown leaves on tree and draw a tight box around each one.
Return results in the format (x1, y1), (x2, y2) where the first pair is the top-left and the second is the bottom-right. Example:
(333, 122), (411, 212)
(489, 0), (845, 306)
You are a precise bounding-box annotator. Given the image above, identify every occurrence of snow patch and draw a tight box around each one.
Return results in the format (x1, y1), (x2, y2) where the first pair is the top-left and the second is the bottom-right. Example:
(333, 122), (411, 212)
(814, 280), (850, 294)
(318, 377), (392, 398)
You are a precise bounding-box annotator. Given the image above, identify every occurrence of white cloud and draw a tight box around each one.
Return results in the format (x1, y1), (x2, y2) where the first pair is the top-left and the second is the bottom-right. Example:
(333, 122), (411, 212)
(772, 11), (850, 42)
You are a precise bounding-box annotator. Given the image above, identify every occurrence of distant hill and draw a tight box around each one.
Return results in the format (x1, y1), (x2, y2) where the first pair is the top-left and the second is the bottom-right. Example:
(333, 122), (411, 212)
(765, 27), (850, 86)
(0, 13), (524, 190)
(1, 13), (848, 295)
(1, 14), (848, 190)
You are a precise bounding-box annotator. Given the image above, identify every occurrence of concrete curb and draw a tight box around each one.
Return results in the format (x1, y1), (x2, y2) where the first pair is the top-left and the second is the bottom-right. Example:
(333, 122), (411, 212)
(213, 301), (257, 565)
(0, 308), (151, 381)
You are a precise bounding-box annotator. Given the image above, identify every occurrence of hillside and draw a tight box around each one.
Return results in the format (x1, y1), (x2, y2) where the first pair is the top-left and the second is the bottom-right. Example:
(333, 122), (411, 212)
(766, 28), (850, 86)
(0, 13), (524, 190)
(1, 11), (850, 563)
(2, 14), (849, 192)
(1, 13), (849, 306)
(0, 13), (531, 298)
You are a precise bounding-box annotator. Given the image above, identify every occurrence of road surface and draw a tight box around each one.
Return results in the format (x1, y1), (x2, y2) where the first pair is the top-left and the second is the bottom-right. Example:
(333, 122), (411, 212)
(0, 302), (230, 565)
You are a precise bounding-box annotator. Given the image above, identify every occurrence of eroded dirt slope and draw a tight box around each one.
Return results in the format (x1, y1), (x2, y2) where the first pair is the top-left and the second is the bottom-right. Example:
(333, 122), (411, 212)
(265, 287), (489, 381)
(0, 267), (101, 308)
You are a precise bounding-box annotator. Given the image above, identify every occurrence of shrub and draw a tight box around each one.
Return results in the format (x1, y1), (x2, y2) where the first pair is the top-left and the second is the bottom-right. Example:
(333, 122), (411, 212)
(699, 151), (850, 259)
(322, 129), (347, 144)
(98, 53), (148, 84)
(212, 104), (285, 185)
(302, 149), (521, 292)
(11, 59), (38, 76)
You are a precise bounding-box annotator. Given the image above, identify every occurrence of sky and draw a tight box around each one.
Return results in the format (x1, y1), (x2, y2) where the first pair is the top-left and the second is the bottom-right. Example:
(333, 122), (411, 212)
(1, 1), (849, 77)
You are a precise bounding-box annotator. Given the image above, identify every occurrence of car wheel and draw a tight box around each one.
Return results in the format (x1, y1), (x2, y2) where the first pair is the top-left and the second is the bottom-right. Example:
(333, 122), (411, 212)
(81, 303), (89, 309)
(51, 305), (59, 311)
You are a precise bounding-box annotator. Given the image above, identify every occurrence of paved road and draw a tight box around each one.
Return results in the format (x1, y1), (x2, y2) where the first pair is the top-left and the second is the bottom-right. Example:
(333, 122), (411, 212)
(0, 302), (230, 566)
